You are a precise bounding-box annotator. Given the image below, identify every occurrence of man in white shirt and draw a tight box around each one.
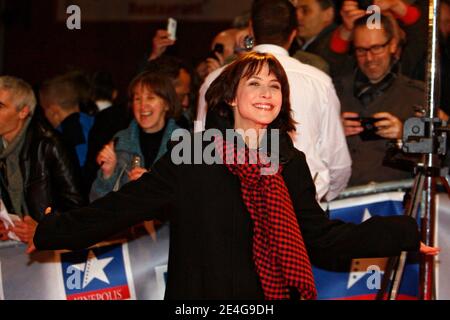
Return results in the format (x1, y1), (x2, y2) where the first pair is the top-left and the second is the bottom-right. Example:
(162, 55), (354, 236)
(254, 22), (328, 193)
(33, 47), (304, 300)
(196, 0), (351, 201)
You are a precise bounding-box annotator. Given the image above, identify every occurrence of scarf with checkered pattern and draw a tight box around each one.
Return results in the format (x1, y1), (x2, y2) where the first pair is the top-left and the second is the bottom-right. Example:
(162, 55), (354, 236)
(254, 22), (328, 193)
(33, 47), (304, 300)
(215, 135), (317, 300)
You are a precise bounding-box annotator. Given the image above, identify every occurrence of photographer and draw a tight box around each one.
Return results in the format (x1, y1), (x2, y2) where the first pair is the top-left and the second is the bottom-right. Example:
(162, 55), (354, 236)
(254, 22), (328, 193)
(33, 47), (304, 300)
(196, 28), (243, 81)
(335, 14), (424, 186)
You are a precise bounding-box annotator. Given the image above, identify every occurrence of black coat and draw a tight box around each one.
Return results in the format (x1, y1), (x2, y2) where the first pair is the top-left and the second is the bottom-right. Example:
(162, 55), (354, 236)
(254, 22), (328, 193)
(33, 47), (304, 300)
(0, 118), (86, 222)
(34, 132), (420, 299)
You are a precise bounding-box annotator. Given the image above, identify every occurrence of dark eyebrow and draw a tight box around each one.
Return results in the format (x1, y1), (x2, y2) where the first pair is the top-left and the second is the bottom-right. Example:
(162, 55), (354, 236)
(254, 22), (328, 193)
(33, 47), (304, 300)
(247, 75), (280, 83)
(248, 75), (263, 80)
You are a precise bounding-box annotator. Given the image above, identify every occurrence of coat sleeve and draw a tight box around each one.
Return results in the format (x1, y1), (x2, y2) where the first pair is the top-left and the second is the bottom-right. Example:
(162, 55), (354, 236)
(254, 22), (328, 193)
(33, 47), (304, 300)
(34, 151), (178, 251)
(286, 151), (420, 270)
(45, 134), (86, 212)
(89, 150), (130, 202)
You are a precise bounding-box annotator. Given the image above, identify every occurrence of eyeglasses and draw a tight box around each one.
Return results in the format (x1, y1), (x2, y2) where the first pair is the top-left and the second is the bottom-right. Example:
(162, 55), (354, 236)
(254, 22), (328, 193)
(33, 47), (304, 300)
(354, 38), (392, 57)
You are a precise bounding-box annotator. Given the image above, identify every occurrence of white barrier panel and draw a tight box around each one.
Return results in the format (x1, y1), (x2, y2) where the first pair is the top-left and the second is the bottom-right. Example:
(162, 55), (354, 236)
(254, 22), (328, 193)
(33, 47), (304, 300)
(0, 192), (448, 300)
(314, 192), (418, 300)
(0, 225), (170, 300)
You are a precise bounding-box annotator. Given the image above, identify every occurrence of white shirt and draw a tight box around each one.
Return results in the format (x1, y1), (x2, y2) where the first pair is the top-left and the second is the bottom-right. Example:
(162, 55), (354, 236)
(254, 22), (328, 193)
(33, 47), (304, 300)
(95, 100), (113, 112)
(195, 44), (351, 201)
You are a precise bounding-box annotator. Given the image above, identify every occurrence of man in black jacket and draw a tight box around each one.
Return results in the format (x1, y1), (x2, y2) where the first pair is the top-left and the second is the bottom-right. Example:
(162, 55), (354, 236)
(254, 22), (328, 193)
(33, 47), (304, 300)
(0, 76), (85, 246)
(291, 0), (350, 77)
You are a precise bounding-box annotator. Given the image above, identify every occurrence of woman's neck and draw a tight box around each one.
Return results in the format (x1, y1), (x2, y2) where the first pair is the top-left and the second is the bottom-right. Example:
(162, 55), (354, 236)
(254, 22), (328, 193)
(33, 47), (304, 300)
(234, 126), (267, 150)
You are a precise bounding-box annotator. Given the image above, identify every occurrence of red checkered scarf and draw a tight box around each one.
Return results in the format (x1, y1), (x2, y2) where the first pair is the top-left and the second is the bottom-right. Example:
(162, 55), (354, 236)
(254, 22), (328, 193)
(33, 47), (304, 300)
(215, 135), (317, 300)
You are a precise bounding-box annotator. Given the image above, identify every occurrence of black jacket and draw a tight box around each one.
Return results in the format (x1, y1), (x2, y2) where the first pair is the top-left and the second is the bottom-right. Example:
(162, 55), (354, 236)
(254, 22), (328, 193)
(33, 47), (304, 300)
(0, 118), (86, 222)
(296, 23), (355, 78)
(34, 132), (420, 299)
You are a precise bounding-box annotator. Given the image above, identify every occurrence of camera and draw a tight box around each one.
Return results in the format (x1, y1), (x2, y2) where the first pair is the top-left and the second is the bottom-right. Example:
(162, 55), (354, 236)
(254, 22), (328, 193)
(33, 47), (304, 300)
(359, 117), (382, 141)
(243, 35), (254, 51)
(359, 0), (374, 10)
(208, 43), (224, 61)
(345, 116), (381, 141)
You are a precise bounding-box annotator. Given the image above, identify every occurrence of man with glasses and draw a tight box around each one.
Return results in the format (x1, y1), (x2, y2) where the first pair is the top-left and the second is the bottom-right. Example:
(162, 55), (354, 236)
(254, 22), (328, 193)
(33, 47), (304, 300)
(335, 14), (424, 187)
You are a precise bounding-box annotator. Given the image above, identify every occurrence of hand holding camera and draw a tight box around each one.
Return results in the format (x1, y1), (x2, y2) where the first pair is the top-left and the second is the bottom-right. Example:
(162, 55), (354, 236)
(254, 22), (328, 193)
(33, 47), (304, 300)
(208, 43), (224, 61)
(372, 112), (403, 139)
(342, 111), (401, 140)
(343, 114), (382, 140)
(206, 43), (225, 74)
(342, 111), (364, 136)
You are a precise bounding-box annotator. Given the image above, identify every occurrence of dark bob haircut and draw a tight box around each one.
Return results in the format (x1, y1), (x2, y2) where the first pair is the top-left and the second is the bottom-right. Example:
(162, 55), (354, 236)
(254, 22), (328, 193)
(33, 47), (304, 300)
(205, 51), (296, 134)
(128, 71), (181, 120)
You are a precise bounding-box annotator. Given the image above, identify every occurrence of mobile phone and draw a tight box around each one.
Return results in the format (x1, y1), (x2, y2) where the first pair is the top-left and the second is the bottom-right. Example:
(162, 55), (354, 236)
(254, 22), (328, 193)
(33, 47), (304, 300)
(131, 155), (142, 169)
(167, 18), (177, 41)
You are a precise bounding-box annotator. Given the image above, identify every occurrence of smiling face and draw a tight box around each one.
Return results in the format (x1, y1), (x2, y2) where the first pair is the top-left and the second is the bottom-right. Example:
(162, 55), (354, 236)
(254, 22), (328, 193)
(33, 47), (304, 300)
(132, 84), (168, 133)
(230, 63), (282, 132)
(354, 26), (397, 83)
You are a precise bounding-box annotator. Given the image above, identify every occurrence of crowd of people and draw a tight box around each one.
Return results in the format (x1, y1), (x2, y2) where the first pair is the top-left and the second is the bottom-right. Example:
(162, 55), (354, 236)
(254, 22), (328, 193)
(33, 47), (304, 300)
(0, 0), (446, 299)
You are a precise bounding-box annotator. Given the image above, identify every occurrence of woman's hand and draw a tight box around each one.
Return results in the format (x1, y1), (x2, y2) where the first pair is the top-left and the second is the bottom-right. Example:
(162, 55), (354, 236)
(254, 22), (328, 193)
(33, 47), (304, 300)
(128, 167), (148, 181)
(148, 29), (176, 61)
(420, 242), (440, 256)
(97, 141), (117, 179)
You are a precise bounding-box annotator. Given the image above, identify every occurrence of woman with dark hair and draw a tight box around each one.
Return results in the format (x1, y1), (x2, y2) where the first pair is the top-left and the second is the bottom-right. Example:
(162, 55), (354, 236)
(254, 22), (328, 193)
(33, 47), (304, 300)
(32, 52), (437, 300)
(90, 72), (181, 201)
